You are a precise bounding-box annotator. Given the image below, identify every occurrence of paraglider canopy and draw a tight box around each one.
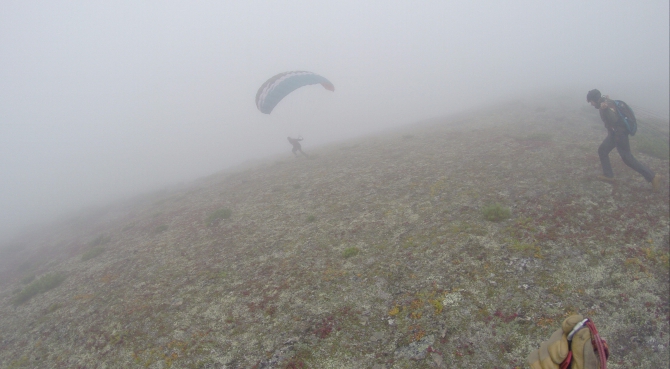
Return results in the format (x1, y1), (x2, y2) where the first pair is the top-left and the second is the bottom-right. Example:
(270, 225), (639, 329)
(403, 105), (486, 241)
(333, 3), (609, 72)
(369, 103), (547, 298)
(255, 71), (334, 114)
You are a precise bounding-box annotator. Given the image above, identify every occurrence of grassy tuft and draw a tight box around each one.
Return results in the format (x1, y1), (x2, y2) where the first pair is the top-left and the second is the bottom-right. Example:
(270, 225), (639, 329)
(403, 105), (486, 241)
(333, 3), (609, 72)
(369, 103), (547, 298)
(342, 247), (360, 258)
(306, 215), (316, 223)
(284, 345), (314, 368)
(519, 132), (553, 141)
(482, 203), (511, 222)
(81, 235), (110, 261)
(206, 208), (232, 226)
(509, 239), (540, 257)
(20, 274), (36, 285)
(89, 234), (111, 247)
(450, 222), (488, 236)
(81, 246), (106, 261)
(154, 224), (168, 234)
(13, 273), (67, 305)
(46, 302), (63, 314)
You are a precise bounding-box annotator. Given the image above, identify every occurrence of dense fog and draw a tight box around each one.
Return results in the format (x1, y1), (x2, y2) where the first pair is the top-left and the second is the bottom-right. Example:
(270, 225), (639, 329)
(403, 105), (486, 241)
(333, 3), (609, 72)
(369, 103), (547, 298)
(1, 1), (668, 241)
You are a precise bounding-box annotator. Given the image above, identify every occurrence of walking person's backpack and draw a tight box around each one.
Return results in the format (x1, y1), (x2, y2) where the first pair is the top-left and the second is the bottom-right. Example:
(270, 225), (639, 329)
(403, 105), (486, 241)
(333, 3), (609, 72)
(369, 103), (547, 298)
(613, 100), (637, 136)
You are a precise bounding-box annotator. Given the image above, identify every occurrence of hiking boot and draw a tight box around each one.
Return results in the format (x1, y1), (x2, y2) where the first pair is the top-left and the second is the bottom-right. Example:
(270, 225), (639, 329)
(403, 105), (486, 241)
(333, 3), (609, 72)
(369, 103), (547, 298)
(597, 175), (616, 184)
(652, 174), (661, 192)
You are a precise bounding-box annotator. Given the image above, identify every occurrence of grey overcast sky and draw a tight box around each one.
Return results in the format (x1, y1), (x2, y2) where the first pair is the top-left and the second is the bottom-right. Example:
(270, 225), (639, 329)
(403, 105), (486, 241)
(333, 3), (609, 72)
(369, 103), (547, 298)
(1, 1), (668, 240)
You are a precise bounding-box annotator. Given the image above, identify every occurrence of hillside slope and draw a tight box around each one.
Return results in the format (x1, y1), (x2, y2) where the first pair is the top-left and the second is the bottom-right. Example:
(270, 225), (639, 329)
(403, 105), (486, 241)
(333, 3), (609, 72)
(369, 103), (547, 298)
(1, 94), (668, 368)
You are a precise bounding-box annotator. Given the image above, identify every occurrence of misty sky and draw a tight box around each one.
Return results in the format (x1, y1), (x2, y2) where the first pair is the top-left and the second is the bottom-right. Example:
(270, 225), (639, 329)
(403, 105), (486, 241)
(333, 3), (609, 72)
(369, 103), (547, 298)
(1, 0), (668, 241)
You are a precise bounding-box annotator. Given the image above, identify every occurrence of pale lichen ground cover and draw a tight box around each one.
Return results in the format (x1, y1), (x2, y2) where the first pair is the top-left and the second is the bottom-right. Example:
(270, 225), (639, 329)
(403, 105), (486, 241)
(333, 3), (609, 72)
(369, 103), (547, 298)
(0, 95), (668, 368)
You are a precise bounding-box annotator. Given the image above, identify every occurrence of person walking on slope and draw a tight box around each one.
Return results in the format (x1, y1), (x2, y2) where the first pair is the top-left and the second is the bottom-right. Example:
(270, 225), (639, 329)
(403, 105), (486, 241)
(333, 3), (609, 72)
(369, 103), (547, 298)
(586, 89), (660, 192)
(287, 136), (309, 158)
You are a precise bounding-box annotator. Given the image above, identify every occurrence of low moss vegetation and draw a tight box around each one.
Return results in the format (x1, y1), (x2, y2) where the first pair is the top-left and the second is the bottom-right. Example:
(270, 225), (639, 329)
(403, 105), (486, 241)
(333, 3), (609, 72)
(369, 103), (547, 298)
(0, 96), (667, 368)
(20, 274), (36, 285)
(153, 224), (169, 234)
(206, 208), (232, 226)
(508, 239), (540, 258)
(519, 132), (553, 141)
(80, 235), (111, 261)
(46, 303), (63, 314)
(482, 203), (511, 222)
(89, 234), (111, 247)
(633, 132), (669, 160)
(81, 246), (106, 261)
(12, 273), (67, 305)
(450, 221), (488, 236)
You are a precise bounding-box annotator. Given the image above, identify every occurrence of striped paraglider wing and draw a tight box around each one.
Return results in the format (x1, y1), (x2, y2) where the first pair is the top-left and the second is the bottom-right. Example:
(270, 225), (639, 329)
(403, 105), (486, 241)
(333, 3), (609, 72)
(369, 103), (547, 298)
(255, 71), (334, 114)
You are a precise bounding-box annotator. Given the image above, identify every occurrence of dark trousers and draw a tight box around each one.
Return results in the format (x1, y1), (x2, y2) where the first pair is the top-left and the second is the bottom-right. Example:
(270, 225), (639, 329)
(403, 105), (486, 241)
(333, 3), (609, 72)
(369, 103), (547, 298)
(292, 146), (308, 158)
(598, 129), (655, 182)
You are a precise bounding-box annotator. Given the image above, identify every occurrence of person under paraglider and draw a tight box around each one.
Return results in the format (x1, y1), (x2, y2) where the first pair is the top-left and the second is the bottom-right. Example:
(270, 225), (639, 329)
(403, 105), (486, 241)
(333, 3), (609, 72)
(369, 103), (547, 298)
(287, 136), (308, 158)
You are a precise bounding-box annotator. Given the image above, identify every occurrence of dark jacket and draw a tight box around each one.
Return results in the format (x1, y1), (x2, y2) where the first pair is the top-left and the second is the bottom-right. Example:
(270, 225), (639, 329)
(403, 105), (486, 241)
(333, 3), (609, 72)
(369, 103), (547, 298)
(597, 97), (627, 134)
(287, 137), (302, 147)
